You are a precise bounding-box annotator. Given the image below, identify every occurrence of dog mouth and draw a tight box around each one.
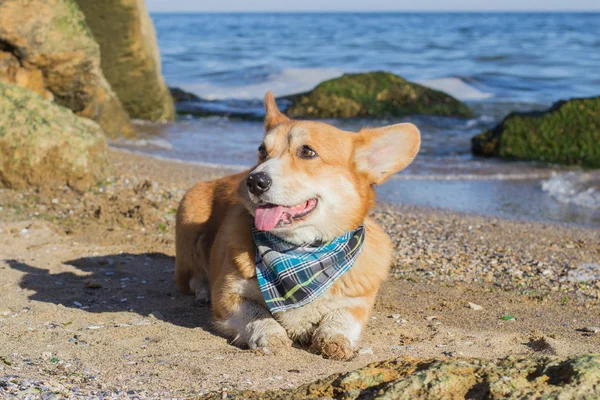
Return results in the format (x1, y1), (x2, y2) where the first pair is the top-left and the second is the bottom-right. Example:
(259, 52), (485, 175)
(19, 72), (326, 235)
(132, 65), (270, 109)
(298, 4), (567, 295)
(254, 198), (318, 231)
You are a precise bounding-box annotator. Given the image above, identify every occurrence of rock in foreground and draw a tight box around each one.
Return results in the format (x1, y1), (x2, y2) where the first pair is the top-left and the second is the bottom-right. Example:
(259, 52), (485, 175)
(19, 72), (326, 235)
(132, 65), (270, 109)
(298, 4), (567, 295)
(283, 72), (473, 118)
(0, 83), (111, 190)
(472, 97), (600, 168)
(76, 0), (175, 121)
(0, 0), (133, 138)
(202, 354), (600, 399)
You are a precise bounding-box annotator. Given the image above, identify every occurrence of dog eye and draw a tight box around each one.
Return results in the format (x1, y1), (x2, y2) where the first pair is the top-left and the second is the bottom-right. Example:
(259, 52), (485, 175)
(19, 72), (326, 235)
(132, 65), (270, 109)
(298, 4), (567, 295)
(298, 145), (317, 159)
(258, 144), (267, 159)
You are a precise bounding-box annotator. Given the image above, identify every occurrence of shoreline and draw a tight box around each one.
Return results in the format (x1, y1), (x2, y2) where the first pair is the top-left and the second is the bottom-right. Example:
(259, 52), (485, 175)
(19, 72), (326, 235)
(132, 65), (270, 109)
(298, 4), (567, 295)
(110, 146), (600, 229)
(1, 148), (598, 398)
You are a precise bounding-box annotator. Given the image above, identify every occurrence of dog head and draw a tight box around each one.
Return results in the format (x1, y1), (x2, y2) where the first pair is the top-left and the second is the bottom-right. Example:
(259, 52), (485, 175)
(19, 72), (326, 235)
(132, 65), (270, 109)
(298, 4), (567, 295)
(242, 91), (420, 245)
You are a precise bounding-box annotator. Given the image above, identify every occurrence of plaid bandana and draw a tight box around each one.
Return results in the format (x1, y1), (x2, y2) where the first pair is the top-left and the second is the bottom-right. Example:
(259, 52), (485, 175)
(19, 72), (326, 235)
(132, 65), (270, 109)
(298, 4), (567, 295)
(253, 225), (365, 314)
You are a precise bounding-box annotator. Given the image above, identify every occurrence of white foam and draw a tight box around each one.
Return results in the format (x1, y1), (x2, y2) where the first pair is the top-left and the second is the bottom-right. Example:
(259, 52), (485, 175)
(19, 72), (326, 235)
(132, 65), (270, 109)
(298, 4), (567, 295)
(182, 68), (344, 100)
(416, 77), (493, 101)
(389, 172), (552, 181)
(110, 137), (174, 150)
(541, 172), (600, 209)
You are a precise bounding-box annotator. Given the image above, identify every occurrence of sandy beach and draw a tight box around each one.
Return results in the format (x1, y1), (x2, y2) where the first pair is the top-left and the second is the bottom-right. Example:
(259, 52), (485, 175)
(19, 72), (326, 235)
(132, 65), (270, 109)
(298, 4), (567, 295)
(0, 148), (598, 398)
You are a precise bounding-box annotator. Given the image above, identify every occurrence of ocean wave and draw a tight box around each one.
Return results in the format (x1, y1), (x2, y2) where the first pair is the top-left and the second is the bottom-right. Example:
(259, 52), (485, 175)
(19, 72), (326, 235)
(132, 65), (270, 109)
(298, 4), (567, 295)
(109, 137), (174, 150)
(416, 77), (493, 101)
(390, 172), (552, 181)
(181, 67), (344, 100)
(541, 172), (600, 209)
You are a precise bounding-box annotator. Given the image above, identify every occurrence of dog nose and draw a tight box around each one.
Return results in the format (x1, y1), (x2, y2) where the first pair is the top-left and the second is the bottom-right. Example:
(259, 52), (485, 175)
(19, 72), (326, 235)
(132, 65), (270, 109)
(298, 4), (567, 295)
(247, 171), (272, 195)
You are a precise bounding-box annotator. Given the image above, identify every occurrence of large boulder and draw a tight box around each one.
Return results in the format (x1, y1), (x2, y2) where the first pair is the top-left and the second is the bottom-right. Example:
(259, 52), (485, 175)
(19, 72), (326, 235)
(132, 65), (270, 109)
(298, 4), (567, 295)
(0, 0), (134, 138)
(75, 0), (175, 121)
(200, 354), (600, 399)
(0, 82), (111, 191)
(472, 97), (600, 168)
(283, 72), (473, 118)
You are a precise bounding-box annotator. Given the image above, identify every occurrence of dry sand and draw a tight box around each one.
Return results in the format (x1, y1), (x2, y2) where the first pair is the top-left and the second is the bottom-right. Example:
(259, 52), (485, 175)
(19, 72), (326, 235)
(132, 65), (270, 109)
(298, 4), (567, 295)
(0, 149), (598, 398)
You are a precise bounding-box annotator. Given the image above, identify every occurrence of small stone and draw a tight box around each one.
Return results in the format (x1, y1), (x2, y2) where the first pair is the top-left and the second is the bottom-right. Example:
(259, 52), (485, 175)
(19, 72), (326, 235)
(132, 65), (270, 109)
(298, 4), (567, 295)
(468, 302), (483, 311)
(84, 280), (102, 289)
(358, 347), (374, 355)
(149, 311), (164, 320)
(73, 301), (83, 307)
(391, 314), (401, 319)
(578, 326), (600, 334)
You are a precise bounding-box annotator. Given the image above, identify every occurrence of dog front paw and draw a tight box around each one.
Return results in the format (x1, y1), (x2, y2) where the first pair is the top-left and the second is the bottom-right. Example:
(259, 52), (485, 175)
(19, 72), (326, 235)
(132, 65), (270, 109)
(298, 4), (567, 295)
(246, 319), (292, 350)
(189, 276), (211, 303)
(311, 334), (355, 361)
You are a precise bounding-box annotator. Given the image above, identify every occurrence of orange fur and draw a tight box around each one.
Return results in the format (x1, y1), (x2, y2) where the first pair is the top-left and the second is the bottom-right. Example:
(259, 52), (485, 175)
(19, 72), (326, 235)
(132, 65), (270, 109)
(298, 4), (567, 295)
(175, 91), (420, 360)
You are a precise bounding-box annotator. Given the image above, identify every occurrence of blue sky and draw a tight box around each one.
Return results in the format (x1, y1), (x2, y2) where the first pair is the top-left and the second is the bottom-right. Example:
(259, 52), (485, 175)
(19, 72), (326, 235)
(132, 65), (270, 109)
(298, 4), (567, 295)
(146, 0), (600, 12)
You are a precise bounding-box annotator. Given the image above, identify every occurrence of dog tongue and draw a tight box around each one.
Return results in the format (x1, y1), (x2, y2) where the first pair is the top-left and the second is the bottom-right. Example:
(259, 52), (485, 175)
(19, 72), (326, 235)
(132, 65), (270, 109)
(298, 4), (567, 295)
(255, 201), (310, 231)
(255, 204), (287, 231)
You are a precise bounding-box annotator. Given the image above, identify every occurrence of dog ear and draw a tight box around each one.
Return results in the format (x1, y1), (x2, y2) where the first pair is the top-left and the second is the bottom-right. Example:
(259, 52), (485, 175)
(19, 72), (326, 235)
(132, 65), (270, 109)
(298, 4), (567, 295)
(264, 91), (289, 131)
(354, 123), (421, 185)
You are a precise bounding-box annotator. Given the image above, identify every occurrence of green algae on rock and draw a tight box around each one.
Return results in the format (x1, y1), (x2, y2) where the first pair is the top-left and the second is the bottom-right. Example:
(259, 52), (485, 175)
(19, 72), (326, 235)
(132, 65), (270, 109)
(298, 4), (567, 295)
(283, 72), (473, 118)
(200, 354), (600, 399)
(76, 0), (176, 121)
(0, 0), (134, 139)
(0, 83), (111, 191)
(472, 97), (600, 168)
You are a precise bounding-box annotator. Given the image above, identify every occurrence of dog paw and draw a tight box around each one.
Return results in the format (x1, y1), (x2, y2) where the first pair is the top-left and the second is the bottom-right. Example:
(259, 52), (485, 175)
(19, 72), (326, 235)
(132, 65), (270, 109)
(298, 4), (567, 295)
(246, 320), (292, 350)
(311, 334), (355, 361)
(189, 276), (210, 303)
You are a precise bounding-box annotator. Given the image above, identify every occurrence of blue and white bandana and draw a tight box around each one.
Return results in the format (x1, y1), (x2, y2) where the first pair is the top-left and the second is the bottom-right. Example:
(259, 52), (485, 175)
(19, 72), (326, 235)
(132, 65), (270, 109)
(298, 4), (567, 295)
(253, 226), (365, 314)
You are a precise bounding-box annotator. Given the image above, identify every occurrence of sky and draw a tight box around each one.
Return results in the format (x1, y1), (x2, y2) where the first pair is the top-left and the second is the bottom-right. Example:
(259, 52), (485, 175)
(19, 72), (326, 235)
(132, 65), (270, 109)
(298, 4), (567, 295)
(146, 0), (600, 12)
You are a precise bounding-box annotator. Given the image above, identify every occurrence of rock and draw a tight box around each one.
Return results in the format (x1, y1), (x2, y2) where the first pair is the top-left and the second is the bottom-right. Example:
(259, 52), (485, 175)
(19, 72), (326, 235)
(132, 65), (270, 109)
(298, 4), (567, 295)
(0, 0), (133, 138)
(578, 327), (600, 334)
(169, 87), (202, 103)
(0, 83), (112, 190)
(149, 311), (164, 320)
(282, 72), (473, 118)
(84, 280), (102, 289)
(468, 302), (483, 311)
(472, 96), (600, 167)
(75, 0), (175, 121)
(199, 354), (600, 399)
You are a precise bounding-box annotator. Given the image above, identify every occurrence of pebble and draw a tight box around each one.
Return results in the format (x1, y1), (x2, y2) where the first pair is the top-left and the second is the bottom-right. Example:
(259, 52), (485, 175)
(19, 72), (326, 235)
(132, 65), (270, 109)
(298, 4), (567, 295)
(73, 301), (83, 308)
(149, 311), (164, 320)
(579, 326), (600, 334)
(468, 302), (483, 311)
(358, 347), (374, 355)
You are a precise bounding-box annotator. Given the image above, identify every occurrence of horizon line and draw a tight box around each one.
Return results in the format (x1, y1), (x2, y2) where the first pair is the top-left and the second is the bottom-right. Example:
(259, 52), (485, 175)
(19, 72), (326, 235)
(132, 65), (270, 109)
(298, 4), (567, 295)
(148, 9), (600, 13)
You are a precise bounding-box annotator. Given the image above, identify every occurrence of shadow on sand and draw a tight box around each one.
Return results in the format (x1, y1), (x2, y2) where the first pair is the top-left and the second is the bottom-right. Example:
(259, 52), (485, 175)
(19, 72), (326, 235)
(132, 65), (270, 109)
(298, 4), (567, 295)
(5, 253), (216, 333)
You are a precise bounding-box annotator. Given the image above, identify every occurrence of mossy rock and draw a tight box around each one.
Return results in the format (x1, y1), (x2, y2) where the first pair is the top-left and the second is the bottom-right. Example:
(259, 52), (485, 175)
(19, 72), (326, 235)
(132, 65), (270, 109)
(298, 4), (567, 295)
(283, 72), (473, 118)
(75, 0), (175, 121)
(0, 82), (111, 191)
(200, 354), (600, 399)
(0, 0), (134, 138)
(472, 97), (600, 168)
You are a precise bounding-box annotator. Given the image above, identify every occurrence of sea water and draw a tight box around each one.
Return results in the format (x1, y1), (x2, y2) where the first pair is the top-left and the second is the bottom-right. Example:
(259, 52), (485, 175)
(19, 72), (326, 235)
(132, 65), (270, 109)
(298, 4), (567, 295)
(114, 12), (600, 227)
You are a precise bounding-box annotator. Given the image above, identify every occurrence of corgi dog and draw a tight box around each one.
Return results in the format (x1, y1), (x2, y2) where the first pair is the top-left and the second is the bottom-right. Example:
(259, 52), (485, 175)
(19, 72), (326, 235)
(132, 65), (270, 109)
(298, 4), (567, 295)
(175, 92), (420, 360)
